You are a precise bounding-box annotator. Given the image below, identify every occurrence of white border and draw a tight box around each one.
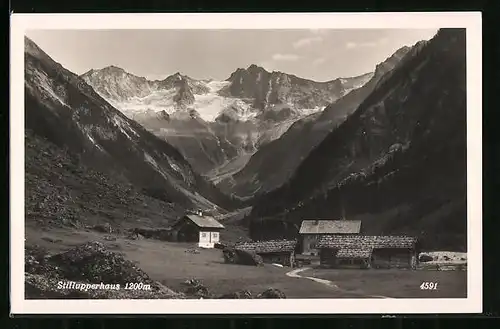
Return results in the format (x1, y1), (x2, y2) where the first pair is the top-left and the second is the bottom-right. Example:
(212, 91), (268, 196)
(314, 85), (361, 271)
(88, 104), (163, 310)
(10, 12), (482, 315)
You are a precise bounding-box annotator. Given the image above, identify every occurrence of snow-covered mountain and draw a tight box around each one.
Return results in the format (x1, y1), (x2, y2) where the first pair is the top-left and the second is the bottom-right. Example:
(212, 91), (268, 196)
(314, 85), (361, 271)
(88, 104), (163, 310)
(25, 37), (238, 213)
(82, 65), (373, 174)
(82, 65), (373, 123)
(214, 46), (414, 197)
(221, 64), (373, 111)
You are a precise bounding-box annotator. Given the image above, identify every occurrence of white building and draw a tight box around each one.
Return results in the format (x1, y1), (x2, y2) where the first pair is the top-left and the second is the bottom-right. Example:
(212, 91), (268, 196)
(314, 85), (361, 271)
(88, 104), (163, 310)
(171, 213), (225, 248)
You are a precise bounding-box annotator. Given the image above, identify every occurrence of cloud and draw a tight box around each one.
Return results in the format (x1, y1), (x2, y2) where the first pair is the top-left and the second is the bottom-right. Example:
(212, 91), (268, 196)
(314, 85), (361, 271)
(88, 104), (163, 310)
(293, 36), (323, 49)
(312, 57), (326, 66)
(272, 53), (300, 61)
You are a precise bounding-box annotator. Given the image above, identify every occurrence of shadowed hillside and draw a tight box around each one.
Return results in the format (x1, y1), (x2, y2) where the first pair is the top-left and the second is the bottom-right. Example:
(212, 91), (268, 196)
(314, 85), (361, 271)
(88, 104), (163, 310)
(218, 46), (412, 197)
(249, 29), (467, 250)
(25, 37), (239, 213)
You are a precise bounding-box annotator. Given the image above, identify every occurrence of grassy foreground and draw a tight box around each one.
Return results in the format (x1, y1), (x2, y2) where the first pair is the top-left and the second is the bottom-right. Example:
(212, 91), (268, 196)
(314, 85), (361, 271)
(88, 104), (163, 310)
(25, 226), (467, 298)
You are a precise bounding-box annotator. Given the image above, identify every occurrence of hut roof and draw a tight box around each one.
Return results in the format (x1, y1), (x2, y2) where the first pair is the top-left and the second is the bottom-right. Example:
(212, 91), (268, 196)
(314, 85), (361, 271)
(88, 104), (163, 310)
(235, 239), (297, 254)
(316, 235), (417, 249)
(183, 214), (224, 229)
(299, 220), (361, 234)
(336, 248), (373, 259)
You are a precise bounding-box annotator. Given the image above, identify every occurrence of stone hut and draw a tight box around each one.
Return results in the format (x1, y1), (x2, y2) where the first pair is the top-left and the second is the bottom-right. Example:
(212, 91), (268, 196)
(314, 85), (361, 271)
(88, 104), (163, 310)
(234, 239), (297, 267)
(316, 235), (419, 269)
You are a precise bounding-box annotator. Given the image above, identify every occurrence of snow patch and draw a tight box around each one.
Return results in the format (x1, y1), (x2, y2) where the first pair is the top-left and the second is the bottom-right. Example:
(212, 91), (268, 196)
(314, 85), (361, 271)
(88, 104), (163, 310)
(207, 80), (231, 92)
(143, 152), (169, 180)
(107, 79), (256, 122)
(167, 158), (183, 175)
(88, 76), (323, 124)
(83, 70), (158, 102)
(111, 114), (140, 140)
(297, 106), (324, 116)
(85, 132), (105, 152)
(74, 121), (108, 152)
(194, 94), (254, 121)
(29, 68), (69, 107)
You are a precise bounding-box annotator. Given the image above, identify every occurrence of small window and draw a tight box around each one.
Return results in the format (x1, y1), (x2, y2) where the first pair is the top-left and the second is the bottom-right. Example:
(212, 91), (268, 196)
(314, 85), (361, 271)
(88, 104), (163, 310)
(201, 232), (207, 238)
(213, 232), (219, 238)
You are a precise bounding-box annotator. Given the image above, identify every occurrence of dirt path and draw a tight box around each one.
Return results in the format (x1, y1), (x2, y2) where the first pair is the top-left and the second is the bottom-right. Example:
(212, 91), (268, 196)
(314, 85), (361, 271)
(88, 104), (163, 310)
(286, 268), (393, 299)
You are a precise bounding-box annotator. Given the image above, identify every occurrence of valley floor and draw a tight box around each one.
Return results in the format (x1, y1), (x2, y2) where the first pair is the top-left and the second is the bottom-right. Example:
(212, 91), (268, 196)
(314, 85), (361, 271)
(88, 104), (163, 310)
(25, 225), (467, 299)
(302, 267), (466, 298)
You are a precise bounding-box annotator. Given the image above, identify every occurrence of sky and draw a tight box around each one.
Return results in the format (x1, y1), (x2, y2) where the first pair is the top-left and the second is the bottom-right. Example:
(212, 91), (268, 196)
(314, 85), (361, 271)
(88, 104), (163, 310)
(26, 29), (438, 82)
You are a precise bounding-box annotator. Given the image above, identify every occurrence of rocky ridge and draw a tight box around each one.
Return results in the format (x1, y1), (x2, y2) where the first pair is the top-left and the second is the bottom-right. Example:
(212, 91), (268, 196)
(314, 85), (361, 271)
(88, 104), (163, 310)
(215, 46), (413, 197)
(82, 63), (373, 175)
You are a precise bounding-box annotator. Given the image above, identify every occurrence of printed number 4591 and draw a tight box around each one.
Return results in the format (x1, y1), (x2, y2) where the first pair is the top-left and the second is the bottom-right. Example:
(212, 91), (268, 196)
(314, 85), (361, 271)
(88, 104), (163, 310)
(420, 282), (438, 290)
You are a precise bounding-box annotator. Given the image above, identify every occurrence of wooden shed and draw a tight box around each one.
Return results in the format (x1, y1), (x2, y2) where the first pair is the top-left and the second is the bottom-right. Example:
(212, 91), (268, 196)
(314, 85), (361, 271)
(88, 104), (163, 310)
(299, 220), (361, 256)
(316, 235), (419, 269)
(171, 213), (224, 248)
(235, 239), (297, 267)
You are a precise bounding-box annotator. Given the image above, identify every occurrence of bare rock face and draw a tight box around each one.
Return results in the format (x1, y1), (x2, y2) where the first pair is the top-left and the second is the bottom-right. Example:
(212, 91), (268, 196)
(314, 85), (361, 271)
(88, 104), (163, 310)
(182, 279), (212, 299)
(257, 288), (286, 299)
(172, 78), (195, 107)
(222, 64), (358, 111)
(82, 61), (373, 177)
(222, 246), (264, 266)
(220, 46), (412, 199)
(222, 246), (238, 263)
(25, 36), (236, 215)
(235, 249), (264, 266)
(47, 241), (155, 285)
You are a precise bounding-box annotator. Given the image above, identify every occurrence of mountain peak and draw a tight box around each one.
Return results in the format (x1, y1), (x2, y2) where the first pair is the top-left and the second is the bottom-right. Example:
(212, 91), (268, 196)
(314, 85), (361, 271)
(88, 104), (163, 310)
(102, 65), (126, 72)
(373, 45), (413, 78)
(82, 68), (95, 76)
(392, 45), (411, 58)
(247, 64), (266, 71)
(163, 72), (186, 82)
(25, 36), (53, 63)
(24, 36), (37, 49)
(225, 65), (269, 82)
